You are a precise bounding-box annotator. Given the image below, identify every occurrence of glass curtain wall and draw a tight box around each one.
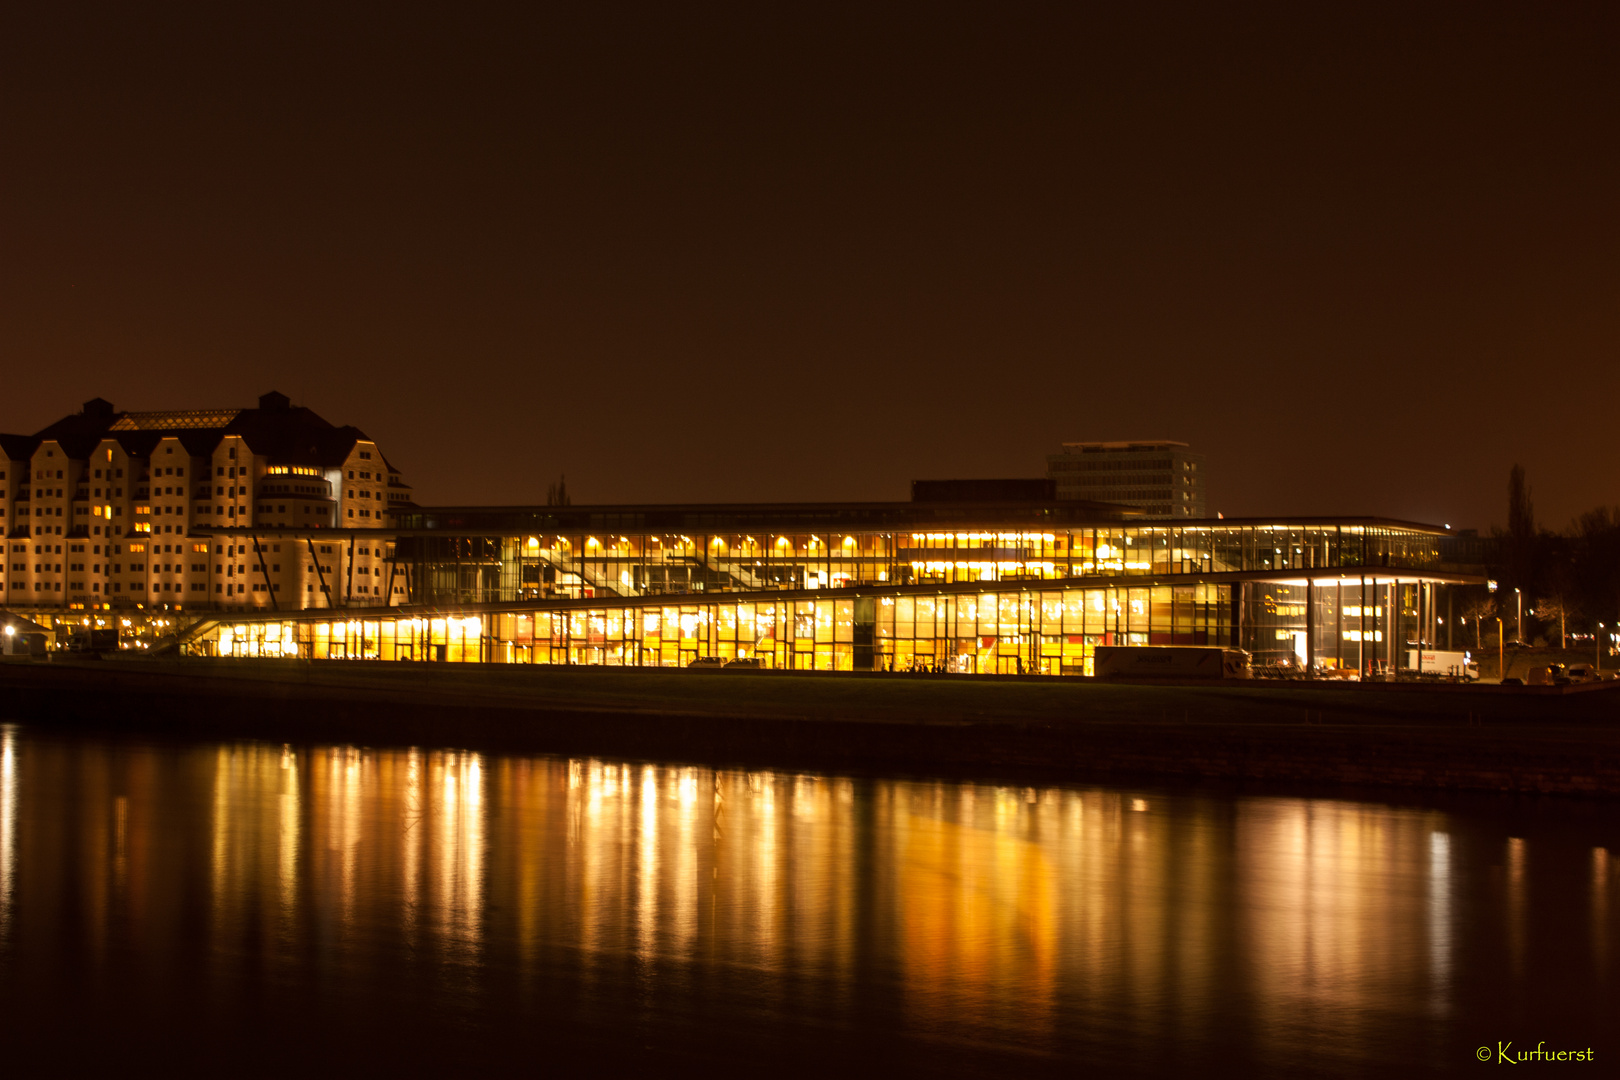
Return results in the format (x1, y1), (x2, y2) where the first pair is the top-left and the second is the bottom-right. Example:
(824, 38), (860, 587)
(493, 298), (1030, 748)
(1242, 579), (1447, 675)
(403, 525), (1439, 607)
(202, 582), (1234, 676)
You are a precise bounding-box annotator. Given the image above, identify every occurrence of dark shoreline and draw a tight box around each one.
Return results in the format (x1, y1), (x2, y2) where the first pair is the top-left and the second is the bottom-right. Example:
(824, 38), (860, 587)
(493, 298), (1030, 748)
(8, 657), (1620, 797)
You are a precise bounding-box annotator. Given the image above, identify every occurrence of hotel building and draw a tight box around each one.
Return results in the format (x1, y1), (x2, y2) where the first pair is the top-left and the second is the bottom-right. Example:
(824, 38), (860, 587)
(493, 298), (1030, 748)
(1047, 440), (1205, 519)
(1, 393), (412, 614)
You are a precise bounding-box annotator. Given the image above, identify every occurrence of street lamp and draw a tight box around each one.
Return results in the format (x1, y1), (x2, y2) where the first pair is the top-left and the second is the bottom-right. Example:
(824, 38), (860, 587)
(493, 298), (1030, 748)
(1515, 588), (1522, 645)
(1497, 617), (1504, 682)
(1599, 623), (1605, 673)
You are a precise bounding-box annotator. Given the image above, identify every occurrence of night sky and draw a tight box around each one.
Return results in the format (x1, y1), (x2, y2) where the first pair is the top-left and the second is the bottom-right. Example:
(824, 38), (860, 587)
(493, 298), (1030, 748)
(3, 4), (1616, 529)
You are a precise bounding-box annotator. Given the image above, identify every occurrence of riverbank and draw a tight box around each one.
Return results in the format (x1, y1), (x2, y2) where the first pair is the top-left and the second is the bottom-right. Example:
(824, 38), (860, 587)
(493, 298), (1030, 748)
(7, 657), (1620, 796)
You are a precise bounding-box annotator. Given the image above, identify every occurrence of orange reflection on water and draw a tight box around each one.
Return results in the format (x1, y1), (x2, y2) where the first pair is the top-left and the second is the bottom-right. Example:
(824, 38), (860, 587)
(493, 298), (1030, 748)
(0, 728), (14, 937)
(3, 730), (1619, 1072)
(1238, 798), (1454, 1067)
(895, 784), (1057, 1042)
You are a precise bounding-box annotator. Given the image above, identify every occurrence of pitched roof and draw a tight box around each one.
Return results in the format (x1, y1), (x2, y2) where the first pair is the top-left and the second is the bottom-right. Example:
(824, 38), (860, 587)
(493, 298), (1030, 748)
(0, 611), (51, 634)
(0, 433), (39, 462)
(22, 393), (378, 471)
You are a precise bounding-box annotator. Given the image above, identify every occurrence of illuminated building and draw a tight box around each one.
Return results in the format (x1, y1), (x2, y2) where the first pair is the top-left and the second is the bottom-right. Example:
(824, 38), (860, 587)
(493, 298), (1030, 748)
(196, 498), (1474, 675)
(0, 393), (412, 612)
(5, 398), (1475, 673)
(1046, 440), (1205, 519)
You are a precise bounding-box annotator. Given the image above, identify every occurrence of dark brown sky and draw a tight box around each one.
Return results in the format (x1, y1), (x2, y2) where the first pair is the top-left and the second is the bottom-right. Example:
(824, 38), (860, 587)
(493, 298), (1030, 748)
(3, 3), (1616, 529)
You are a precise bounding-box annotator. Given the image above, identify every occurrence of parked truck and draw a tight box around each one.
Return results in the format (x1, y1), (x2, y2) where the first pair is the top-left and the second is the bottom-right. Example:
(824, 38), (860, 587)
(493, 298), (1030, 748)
(1092, 646), (1252, 680)
(65, 628), (120, 655)
(1404, 649), (1477, 680)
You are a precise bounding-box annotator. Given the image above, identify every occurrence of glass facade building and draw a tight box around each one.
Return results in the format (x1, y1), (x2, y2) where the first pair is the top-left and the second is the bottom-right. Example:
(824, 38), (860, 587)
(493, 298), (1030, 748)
(188, 501), (1477, 676)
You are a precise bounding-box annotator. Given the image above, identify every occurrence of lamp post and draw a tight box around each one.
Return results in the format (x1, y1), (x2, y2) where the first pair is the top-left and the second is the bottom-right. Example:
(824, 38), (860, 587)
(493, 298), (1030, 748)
(1515, 588), (1522, 645)
(1599, 623), (1605, 674)
(1497, 617), (1504, 683)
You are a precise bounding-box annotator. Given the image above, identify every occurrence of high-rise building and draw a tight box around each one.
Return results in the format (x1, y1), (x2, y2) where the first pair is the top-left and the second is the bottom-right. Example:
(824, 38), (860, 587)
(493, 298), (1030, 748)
(0, 392), (413, 612)
(1046, 440), (1205, 519)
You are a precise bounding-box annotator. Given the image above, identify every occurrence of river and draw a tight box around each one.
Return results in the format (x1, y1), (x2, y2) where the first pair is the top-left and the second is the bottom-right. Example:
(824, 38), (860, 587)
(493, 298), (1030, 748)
(0, 723), (1611, 1075)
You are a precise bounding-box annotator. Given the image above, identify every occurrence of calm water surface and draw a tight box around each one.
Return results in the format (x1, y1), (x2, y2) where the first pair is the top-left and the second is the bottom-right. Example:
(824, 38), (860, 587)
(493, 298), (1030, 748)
(0, 722), (1614, 1075)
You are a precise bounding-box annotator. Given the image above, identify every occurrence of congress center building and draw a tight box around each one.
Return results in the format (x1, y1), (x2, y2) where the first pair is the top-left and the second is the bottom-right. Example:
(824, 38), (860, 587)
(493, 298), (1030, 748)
(189, 480), (1478, 678)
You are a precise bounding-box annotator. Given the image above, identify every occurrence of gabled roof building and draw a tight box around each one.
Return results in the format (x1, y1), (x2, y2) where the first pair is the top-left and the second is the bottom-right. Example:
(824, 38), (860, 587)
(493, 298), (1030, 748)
(0, 393), (415, 613)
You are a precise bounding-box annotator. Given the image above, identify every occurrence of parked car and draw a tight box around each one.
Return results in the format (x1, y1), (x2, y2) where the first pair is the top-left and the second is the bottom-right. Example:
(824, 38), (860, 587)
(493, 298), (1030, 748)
(1567, 663), (1601, 684)
(1527, 664), (1569, 686)
(723, 658), (764, 670)
(687, 656), (726, 669)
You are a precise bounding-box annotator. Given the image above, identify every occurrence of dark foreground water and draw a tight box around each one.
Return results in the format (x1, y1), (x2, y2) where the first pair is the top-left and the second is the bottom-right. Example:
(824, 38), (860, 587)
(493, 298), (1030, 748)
(0, 723), (1614, 1076)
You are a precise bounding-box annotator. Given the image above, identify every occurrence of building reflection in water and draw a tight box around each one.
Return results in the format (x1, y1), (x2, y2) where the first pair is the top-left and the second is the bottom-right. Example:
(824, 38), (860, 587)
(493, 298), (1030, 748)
(1507, 835), (1527, 978)
(1595, 846), (1610, 977)
(0, 727), (14, 937)
(1, 732), (1617, 1071)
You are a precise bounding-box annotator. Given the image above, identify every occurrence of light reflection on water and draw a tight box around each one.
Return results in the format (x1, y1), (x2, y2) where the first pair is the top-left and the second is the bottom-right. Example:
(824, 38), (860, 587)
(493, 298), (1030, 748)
(0, 724), (1615, 1075)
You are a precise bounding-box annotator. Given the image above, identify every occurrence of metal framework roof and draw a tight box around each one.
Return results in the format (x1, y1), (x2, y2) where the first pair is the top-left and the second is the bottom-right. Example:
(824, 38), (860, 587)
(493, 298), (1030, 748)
(108, 410), (241, 431)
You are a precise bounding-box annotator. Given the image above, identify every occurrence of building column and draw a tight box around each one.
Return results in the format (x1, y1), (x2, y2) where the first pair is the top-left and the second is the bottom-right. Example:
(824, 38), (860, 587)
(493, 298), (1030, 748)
(1235, 582), (1246, 654)
(1414, 582), (1423, 672)
(1336, 579), (1343, 670)
(1305, 578), (1316, 672)
(1388, 581), (1397, 672)
(1359, 576), (1367, 676)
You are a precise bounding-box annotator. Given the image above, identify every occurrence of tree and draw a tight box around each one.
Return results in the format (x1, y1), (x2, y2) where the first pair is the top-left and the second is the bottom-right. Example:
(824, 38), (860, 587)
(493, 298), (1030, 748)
(1508, 463), (1537, 597)
(1571, 506), (1620, 631)
(546, 474), (571, 506)
(1509, 463), (1534, 539)
(1460, 590), (1497, 649)
(1536, 594), (1574, 650)
(1537, 560), (1580, 650)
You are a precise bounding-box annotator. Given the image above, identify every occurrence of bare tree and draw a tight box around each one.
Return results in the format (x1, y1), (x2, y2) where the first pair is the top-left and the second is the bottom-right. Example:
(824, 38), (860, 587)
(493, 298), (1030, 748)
(1508, 463), (1537, 597)
(1537, 558), (1581, 650)
(546, 474), (571, 506)
(1460, 591), (1497, 649)
(1536, 593), (1575, 650)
